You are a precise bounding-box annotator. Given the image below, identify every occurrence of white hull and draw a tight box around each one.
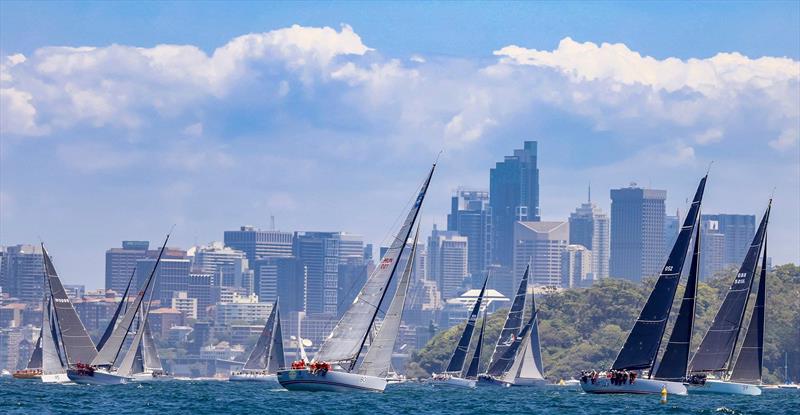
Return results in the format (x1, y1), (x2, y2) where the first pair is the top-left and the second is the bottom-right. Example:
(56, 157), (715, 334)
(129, 372), (173, 383)
(776, 383), (799, 390)
(430, 376), (476, 389)
(41, 373), (71, 384)
(277, 369), (387, 392)
(478, 374), (548, 388)
(687, 379), (761, 396)
(581, 377), (688, 396)
(67, 369), (129, 385)
(229, 372), (280, 387)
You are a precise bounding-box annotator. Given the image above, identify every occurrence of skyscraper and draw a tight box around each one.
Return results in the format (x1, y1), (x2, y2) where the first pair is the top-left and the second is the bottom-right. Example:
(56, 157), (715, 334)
(427, 226), (469, 300)
(105, 241), (149, 294)
(699, 218), (726, 280)
(701, 214), (756, 268)
(135, 249), (191, 305)
(251, 256), (306, 313)
(293, 232), (363, 315)
(568, 191), (610, 280)
(561, 244), (594, 288)
(513, 221), (569, 287)
(490, 141), (540, 268)
(447, 188), (492, 285)
(223, 226), (292, 264)
(610, 185), (667, 281)
(191, 242), (253, 295)
(0, 245), (44, 303)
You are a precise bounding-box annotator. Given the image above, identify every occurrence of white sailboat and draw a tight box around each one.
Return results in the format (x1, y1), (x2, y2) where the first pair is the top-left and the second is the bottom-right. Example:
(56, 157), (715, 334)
(686, 202), (771, 396)
(129, 320), (171, 382)
(277, 164), (435, 393)
(229, 299), (285, 385)
(777, 353), (799, 390)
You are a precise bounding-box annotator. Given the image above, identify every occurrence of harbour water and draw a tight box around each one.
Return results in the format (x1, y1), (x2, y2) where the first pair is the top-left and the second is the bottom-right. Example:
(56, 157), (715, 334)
(1, 379), (797, 415)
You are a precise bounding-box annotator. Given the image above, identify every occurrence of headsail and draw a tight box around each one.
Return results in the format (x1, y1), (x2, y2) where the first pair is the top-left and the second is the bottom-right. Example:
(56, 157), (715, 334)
(267, 305), (285, 373)
(445, 276), (488, 373)
(41, 296), (64, 375)
(690, 202), (770, 373)
(525, 291), (544, 378)
(465, 309), (487, 379)
(485, 265), (528, 376)
(142, 321), (163, 371)
(500, 308), (537, 383)
(654, 221), (701, 381)
(358, 227), (419, 378)
(26, 328), (43, 370)
(92, 233), (170, 367)
(97, 268), (135, 351)
(243, 300), (279, 371)
(612, 175), (706, 371)
(314, 164), (435, 367)
(730, 229), (768, 383)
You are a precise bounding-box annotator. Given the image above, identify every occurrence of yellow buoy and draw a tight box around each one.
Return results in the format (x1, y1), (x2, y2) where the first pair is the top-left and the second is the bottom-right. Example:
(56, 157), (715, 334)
(660, 386), (668, 404)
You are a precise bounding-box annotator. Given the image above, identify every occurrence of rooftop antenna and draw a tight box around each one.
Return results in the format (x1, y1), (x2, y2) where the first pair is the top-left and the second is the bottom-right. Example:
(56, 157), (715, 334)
(588, 182), (592, 204)
(270, 215), (276, 231)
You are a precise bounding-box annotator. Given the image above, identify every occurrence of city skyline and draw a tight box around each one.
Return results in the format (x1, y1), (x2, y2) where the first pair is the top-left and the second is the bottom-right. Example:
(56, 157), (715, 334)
(2, 2), (799, 289)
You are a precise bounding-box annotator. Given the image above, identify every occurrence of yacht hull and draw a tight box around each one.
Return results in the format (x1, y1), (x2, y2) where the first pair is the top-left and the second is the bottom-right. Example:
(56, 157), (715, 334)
(277, 369), (387, 392)
(478, 375), (548, 388)
(430, 376), (477, 388)
(687, 379), (761, 396)
(580, 377), (687, 396)
(129, 372), (173, 383)
(66, 369), (129, 385)
(229, 372), (280, 387)
(41, 373), (71, 384)
(12, 370), (42, 380)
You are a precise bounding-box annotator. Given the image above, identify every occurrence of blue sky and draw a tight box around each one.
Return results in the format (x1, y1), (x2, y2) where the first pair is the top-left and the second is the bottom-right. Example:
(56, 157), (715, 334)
(1, 1), (798, 288)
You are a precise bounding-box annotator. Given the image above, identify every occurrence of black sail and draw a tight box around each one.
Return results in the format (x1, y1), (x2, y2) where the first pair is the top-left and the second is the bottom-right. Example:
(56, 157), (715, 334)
(485, 265), (529, 376)
(465, 310), (487, 379)
(529, 291), (544, 373)
(445, 276), (488, 373)
(243, 300), (279, 371)
(654, 222), (700, 381)
(26, 330), (43, 370)
(612, 175), (706, 371)
(730, 231), (768, 382)
(97, 268), (135, 351)
(690, 202), (770, 373)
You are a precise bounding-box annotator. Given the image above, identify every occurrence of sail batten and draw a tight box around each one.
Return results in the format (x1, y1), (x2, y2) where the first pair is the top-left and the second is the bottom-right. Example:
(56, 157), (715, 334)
(730, 230), (767, 383)
(314, 165), (435, 366)
(612, 175), (706, 371)
(486, 265), (529, 376)
(690, 202), (770, 373)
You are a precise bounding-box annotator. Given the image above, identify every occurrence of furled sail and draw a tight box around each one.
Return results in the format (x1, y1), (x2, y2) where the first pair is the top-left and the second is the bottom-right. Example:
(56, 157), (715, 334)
(314, 165), (435, 366)
(26, 329), (43, 370)
(445, 276), (488, 373)
(42, 244), (98, 365)
(730, 231), (768, 383)
(92, 234), (170, 367)
(465, 310), (487, 379)
(358, 227), (419, 378)
(142, 321), (163, 371)
(243, 300), (280, 371)
(612, 175), (706, 371)
(654, 221), (701, 381)
(97, 269), (135, 351)
(485, 265), (529, 376)
(690, 202), (771, 373)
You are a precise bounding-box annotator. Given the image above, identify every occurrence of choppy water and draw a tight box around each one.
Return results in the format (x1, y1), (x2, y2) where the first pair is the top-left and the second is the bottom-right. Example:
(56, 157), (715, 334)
(0, 379), (797, 415)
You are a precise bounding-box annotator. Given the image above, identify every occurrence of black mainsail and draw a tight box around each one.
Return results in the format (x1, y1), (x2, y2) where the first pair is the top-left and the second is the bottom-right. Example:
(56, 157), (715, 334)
(654, 221), (701, 381)
(690, 202), (771, 373)
(730, 230), (768, 383)
(445, 276), (488, 374)
(612, 175), (706, 371)
(465, 310), (487, 379)
(485, 265), (528, 376)
(42, 244), (98, 365)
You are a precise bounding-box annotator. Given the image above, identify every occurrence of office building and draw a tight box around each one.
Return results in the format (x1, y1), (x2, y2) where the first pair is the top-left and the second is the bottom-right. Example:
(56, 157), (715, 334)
(191, 242), (253, 295)
(490, 141), (540, 268)
(700, 218), (726, 280)
(215, 294), (273, 325)
(136, 249), (191, 305)
(0, 245), (44, 304)
(105, 241), (149, 294)
(701, 214), (756, 268)
(568, 193), (610, 280)
(513, 221), (569, 287)
(561, 244), (594, 288)
(223, 226), (292, 263)
(251, 256), (306, 313)
(172, 291), (199, 320)
(293, 232), (362, 315)
(610, 185), (667, 281)
(447, 188), (492, 285)
(427, 226), (469, 300)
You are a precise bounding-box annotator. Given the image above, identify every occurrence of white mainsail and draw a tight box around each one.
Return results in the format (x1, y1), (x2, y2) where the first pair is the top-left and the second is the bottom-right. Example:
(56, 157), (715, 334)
(314, 165), (434, 367)
(142, 322), (162, 371)
(358, 227), (419, 378)
(41, 296), (64, 376)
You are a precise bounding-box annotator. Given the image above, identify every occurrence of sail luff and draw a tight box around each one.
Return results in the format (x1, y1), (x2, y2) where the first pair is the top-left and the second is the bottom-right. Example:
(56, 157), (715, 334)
(42, 244), (98, 365)
(445, 276), (488, 373)
(689, 202), (770, 373)
(611, 175), (706, 371)
(465, 310), (487, 379)
(243, 300), (279, 370)
(654, 220), (701, 381)
(357, 227), (419, 378)
(314, 164), (435, 366)
(97, 268), (135, 351)
(485, 265), (529, 376)
(91, 233), (171, 367)
(730, 229), (767, 382)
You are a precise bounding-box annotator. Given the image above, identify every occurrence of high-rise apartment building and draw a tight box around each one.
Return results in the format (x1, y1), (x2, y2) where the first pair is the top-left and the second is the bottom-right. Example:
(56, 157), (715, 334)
(610, 185), (666, 281)
(0, 245), (44, 303)
(190, 242), (253, 295)
(447, 188), (492, 285)
(251, 256), (306, 313)
(223, 226), (293, 263)
(427, 226), (469, 300)
(513, 221), (569, 287)
(561, 244), (594, 288)
(105, 241), (149, 295)
(701, 214), (756, 268)
(490, 141), (540, 268)
(568, 194), (610, 280)
(293, 232), (362, 315)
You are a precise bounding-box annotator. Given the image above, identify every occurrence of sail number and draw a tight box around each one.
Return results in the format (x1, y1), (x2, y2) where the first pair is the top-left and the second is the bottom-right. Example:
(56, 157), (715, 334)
(380, 258), (394, 269)
(664, 266), (673, 272)
(734, 272), (747, 285)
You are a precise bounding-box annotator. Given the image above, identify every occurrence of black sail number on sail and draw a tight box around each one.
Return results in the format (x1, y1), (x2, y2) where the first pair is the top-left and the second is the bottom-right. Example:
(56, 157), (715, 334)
(611, 175), (707, 371)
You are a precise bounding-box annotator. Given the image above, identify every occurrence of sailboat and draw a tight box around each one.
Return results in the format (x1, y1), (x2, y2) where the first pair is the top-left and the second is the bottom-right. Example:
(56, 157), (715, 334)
(230, 300), (285, 385)
(686, 201), (771, 396)
(13, 330), (43, 380)
(358, 228), (419, 386)
(128, 319), (171, 382)
(277, 164), (435, 392)
(67, 233), (170, 385)
(580, 174), (707, 396)
(430, 276), (489, 389)
(478, 265), (547, 387)
(777, 353), (799, 389)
